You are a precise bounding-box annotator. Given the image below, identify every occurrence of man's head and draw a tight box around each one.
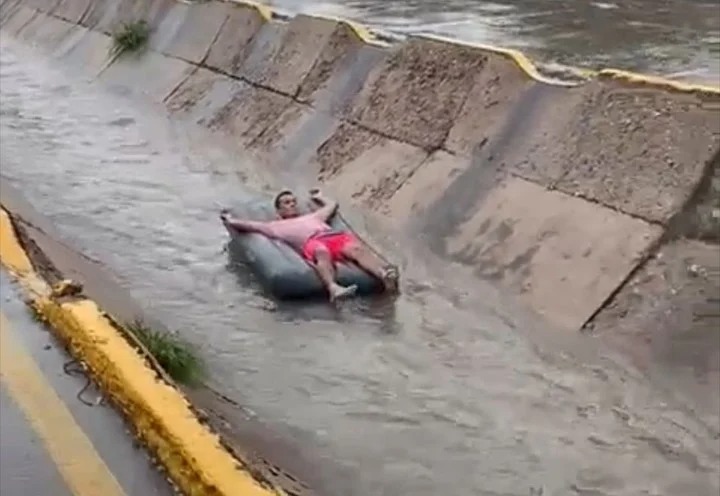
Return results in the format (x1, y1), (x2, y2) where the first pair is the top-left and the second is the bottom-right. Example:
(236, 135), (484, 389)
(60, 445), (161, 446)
(274, 189), (299, 219)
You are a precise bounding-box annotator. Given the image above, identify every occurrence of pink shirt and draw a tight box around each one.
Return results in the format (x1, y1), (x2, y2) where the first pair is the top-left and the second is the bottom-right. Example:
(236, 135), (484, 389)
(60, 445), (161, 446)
(262, 214), (332, 250)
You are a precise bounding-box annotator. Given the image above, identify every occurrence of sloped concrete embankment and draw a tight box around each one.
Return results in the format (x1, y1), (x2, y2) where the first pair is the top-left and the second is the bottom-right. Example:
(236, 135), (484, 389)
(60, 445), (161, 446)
(2, 1), (719, 354)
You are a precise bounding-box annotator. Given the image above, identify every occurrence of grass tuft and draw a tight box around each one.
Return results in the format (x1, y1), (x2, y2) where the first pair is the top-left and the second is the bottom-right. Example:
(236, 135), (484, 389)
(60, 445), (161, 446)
(110, 20), (150, 58)
(126, 319), (205, 387)
(28, 302), (47, 323)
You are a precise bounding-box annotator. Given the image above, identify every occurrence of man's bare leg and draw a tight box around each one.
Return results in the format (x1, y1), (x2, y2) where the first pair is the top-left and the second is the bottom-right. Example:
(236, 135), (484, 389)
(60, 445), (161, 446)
(313, 248), (357, 301)
(343, 244), (398, 292)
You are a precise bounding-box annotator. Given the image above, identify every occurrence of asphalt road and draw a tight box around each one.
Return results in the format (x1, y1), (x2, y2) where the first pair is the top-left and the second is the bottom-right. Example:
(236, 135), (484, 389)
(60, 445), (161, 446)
(0, 268), (175, 496)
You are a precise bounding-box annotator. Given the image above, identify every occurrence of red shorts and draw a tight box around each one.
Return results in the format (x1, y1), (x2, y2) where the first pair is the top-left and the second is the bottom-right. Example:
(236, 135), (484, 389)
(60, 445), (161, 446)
(302, 231), (356, 263)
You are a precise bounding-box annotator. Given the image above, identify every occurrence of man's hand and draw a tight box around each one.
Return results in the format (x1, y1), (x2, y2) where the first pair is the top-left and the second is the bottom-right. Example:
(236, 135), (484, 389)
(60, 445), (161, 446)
(308, 187), (338, 221)
(220, 208), (269, 235)
(309, 187), (323, 204)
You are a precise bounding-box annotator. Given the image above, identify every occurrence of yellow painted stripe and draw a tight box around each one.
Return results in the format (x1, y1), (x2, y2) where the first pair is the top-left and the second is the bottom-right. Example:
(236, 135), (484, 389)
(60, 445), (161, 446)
(0, 312), (127, 496)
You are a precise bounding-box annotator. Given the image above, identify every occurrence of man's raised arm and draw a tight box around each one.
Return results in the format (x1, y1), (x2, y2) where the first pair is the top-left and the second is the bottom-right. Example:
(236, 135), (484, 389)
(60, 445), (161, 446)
(220, 210), (273, 237)
(309, 188), (338, 222)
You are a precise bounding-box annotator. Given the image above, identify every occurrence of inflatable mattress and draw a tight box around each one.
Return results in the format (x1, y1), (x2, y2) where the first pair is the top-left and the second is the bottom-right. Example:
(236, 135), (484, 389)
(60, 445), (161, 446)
(223, 201), (385, 299)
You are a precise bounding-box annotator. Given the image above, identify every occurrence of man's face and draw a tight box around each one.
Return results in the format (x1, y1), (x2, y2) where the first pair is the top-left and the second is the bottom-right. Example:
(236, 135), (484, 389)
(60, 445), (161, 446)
(276, 192), (299, 219)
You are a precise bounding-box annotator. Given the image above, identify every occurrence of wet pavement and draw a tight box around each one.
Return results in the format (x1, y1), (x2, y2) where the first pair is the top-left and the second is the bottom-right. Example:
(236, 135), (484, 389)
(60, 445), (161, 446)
(268, 0), (720, 81)
(0, 269), (174, 496)
(0, 387), (74, 496)
(1, 37), (719, 496)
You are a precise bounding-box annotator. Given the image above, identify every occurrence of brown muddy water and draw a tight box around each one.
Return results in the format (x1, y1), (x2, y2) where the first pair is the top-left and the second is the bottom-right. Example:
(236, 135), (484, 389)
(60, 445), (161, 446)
(267, 0), (720, 82)
(0, 39), (718, 496)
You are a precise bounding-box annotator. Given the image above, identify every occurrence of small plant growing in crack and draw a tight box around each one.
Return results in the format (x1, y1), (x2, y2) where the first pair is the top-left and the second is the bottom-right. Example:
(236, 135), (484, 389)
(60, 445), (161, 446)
(126, 319), (205, 387)
(110, 20), (150, 58)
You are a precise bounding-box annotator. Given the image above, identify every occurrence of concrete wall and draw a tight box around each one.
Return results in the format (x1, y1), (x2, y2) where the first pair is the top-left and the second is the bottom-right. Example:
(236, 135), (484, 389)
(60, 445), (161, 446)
(2, 0), (719, 333)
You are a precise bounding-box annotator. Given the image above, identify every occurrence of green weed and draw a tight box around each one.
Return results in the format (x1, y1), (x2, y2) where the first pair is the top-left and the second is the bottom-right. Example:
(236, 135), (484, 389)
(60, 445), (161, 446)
(110, 20), (150, 57)
(126, 319), (205, 387)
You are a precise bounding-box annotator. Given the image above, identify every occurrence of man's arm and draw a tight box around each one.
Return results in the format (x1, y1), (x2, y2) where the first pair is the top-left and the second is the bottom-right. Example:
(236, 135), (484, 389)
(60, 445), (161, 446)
(220, 211), (273, 237)
(309, 189), (338, 222)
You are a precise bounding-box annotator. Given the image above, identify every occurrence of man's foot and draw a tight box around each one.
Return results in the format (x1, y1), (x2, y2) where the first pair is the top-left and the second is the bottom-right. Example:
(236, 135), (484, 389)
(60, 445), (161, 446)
(329, 283), (358, 302)
(380, 265), (399, 293)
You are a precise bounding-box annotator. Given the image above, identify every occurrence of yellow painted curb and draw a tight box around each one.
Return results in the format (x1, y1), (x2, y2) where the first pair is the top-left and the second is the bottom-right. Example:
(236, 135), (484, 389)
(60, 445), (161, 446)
(598, 68), (720, 95)
(416, 34), (720, 93)
(229, 0), (382, 47)
(227, 0), (273, 22)
(0, 208), (282, 496)
(416, 33), (585, 87)
(338, 18), (378, 45)
(303, 13), (383, 46)
(0, 209), (35, 274)
(0, 209), (48, 296)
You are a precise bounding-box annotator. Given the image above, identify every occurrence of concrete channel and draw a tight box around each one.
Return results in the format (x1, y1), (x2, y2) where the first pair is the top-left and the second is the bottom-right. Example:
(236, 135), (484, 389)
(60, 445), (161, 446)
(0, 1), (718, 495)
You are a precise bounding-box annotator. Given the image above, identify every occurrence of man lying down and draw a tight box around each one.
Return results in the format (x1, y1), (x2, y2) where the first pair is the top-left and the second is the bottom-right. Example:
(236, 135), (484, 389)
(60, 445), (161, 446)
(220, 188), (399, 302)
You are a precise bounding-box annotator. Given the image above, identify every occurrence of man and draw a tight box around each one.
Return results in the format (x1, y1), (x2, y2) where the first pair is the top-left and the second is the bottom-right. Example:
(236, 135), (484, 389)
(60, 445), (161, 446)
(220, 189), (399, 301)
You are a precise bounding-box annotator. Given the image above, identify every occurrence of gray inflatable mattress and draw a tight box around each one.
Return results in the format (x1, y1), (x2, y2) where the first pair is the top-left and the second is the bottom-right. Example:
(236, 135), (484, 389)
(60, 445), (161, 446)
(222, 201), (385, 299)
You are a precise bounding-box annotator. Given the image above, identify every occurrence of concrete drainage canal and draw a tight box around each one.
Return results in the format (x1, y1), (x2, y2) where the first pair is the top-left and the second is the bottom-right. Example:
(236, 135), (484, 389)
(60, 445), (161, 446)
(1, 24), (719, 496)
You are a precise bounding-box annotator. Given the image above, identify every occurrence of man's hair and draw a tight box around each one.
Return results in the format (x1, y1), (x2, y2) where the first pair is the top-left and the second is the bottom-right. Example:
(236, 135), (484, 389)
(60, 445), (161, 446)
(274, 189), (294, 210)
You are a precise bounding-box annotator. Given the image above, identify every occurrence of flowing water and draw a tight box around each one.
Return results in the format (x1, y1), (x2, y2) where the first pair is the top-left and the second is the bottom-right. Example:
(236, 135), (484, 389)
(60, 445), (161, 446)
(1, 37), (718, 496)
(268, 0), (720, 82)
